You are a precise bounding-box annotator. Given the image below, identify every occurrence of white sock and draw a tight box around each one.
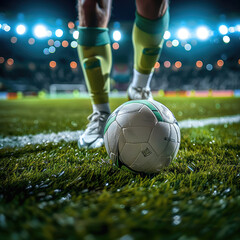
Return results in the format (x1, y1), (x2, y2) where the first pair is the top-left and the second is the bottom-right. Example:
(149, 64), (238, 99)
(131, 69), (154, 90)
(92, 103), (111, 113)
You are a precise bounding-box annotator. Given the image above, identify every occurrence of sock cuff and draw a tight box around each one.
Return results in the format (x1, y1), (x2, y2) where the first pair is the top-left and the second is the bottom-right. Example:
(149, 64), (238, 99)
(135, 9), (169, 34)
(78, 27), (110, 46)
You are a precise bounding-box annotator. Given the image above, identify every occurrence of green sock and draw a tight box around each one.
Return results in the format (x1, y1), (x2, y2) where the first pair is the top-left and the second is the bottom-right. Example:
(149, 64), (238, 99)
(77, 27), (112, 105)
(132, 9), (169, 74)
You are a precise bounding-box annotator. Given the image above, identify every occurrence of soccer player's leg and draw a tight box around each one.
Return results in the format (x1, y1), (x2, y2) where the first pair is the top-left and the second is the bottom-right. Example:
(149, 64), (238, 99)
(77, 0), (112, 149)
(128, 0), (169, 100)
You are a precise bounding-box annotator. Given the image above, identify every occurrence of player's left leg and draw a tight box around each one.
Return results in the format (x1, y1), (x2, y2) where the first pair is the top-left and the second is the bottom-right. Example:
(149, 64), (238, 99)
(77, 0), (112, 149)
(128, 0), (169, 100)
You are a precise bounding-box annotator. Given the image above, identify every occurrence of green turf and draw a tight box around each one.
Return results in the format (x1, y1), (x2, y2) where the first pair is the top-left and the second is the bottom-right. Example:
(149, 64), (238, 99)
(0, 97), (240, 240)
(0, 97), (239, 137)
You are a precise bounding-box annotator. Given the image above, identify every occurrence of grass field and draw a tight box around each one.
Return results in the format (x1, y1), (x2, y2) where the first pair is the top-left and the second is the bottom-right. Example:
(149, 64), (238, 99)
(0, 97), (240, 240)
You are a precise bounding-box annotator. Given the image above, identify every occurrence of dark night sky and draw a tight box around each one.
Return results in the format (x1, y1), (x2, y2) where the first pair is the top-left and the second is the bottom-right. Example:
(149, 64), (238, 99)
(0, 0), (239, 22)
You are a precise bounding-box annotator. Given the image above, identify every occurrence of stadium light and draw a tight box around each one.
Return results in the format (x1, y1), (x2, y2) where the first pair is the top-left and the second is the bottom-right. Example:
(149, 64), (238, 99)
(219, 25), (228, 35)
(113, 30), (121, 41)
(3, 24), (11, 32)
(196, 26), (209, 40)
(177, 28), (190, 40)
(73, 30), (79, 40)
(223, 35), (230, 43)
(163, 30), (171, 40)
(33, 24), (48, 38)
(55, 29), (63, 37)
(16, 24), (26, 35)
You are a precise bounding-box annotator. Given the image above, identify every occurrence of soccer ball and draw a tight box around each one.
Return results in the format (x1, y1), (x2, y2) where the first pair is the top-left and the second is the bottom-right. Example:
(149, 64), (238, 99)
(104, 100), (180, 174)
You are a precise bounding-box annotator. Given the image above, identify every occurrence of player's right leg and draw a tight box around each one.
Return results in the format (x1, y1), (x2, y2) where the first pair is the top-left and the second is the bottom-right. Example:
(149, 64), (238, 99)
(77, 0), (112, 149)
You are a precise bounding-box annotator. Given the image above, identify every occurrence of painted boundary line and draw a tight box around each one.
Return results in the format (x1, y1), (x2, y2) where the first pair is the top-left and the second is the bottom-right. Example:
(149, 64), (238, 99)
(1, 115), (240, 149)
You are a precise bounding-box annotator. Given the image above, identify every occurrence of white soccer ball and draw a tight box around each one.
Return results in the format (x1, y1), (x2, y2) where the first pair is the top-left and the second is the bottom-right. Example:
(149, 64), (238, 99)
(104, 100), (181, 174)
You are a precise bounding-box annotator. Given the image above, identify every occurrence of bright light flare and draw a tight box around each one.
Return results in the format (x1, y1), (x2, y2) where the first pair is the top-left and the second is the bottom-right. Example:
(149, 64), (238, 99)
(219, 25), (228, 35)
(177, 28), (190, 40)
(113, 30), (121, 41)
(55, 29), (63, 37)
(33, 24), (48, 38)
(223, 35), (230, 43)
(196, 26), (209, 40)
(16, 24), (26, 35)
(163, 31), (171, 40)
(73, 30), (79, 40)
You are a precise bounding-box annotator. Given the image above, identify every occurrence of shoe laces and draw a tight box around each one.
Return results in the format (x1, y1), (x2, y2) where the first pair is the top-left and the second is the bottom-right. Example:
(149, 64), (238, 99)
(132, 86), (151, 99)
(86, 111), (109, 133)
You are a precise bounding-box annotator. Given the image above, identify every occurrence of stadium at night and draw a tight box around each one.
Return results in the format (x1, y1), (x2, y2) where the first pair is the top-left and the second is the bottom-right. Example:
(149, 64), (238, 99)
(0, 0), (240, 239)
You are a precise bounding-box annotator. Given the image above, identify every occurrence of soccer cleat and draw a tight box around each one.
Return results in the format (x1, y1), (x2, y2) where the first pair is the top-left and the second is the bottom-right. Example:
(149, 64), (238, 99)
(78, 111), (110, 149)
(127, 84), (153, 100)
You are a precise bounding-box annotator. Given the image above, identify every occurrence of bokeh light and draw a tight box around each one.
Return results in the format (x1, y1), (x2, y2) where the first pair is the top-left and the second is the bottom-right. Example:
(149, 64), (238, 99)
(16, 24), (26, 35)
(62, 40), (69, 48)
(175, 61), (182, 69)
(217, 59), (224, 67)
(196, 60), (203, 68)
(164, 61), (171, 68)
(68, 21), (75, 29)
(223, 35), (230, 43)
(154, 62), (160, 69)
(113, 30), (121, 41)
(55, 29), (63, 37)
(112, 42), (119, 50)
(219, 25), (228, 35)
(70, 61), (77, 69)
(28, 38), (35, 45)
(184, 43), (192, 51)
(7, 58), (14, 66)
(196, 26), (209, 40)
(70, 41), (78, 48)
(33, 24), (48, 38)
(206, 64), (213, 71)
(11, 37), (17, 44)
(177, 28), (190, 40)
(163, 31), (171, 40)
(0, 57), (5, 64)
(172, 39), (179, 47)
(49, 61), (57, 68)
(73, 30), (79, 40)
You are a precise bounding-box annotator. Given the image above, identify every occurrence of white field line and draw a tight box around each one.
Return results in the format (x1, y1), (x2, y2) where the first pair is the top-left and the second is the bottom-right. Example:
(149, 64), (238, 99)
(1, 114), (240, 149)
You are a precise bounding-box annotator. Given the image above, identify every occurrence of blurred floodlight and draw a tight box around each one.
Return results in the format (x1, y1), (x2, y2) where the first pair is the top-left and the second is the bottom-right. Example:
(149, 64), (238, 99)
(163, 30), (171, 40)
(219, 25), (228, 35)
(55, 29), (63, 37)
(3, 24), (11, 32)
(16, 24), (26, 35)
(34, 24), (48, 38)
(196, 26), (209, 40)
(73, 30), (79, 40)
(113, 30), (121, 41)
(177, 28), (190, 40)
(43, 48), (50, 55)
(206, 64), (213, 71)
(236, 25), (240, 32)
(228, 27), (235, 33)
(71, 41), (78, 48)
(172, 39), (179, 47)
(223, 35), (230, 43)
(184, 43), (192, 51)
(54, 40), (61, 47)
(49, 46), (56, 53)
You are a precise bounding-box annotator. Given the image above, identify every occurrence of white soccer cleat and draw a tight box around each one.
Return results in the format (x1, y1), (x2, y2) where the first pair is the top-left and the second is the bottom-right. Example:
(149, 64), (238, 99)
(127, 84), (153, 100)
(78, 111), (110, 149)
